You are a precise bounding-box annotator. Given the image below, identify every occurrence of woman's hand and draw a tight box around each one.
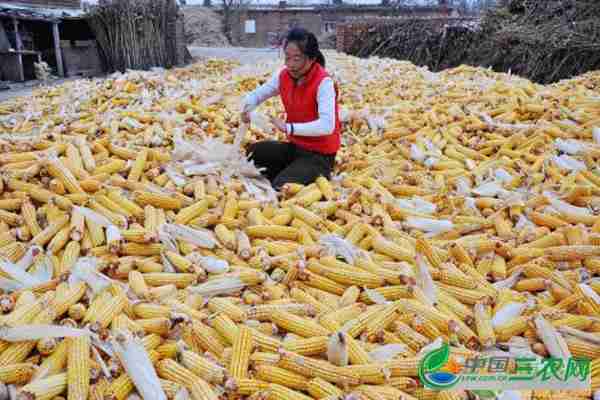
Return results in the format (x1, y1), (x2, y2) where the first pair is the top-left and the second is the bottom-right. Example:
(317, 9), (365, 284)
(241, 112), (251, 124)
(270, 116), (287, 133)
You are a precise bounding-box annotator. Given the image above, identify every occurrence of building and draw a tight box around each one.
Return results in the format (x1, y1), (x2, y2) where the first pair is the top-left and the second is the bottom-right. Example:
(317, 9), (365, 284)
(0, 0), (102, 82)
(224, 1), (456, 48)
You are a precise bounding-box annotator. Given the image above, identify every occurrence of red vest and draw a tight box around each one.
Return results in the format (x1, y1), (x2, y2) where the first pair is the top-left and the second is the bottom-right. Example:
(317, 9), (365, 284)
(279, 63), (341, 155)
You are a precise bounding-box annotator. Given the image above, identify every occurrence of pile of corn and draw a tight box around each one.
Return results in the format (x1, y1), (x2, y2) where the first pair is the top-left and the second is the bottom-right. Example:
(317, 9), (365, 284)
(0, 51), (599, 400)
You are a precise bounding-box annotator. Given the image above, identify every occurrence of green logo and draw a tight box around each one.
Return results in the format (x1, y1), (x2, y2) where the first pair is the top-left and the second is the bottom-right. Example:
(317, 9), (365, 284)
(418, 342), (460, 390)
(418, 342), (591, 391)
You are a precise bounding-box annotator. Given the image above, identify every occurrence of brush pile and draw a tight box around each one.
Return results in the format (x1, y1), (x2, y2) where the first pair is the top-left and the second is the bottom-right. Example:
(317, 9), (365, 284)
(87, 0), (182, 72)
(347, 0), (600, 84)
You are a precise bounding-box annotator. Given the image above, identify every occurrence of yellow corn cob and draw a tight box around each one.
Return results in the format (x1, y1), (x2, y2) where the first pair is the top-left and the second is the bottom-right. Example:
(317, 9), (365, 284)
(229, 378), (271, 395)
(300, 270), (347, 296)
(474, 302), (496, 347)
(495, 316), (530, 342)
(0, 362), (36, 384)
(31, 214), (70, 246)
(221, 192), (239, 222)
(255, 364), (308, 391)
(393, 321), (429, 351)
(346, 334), (373, 364)
(448, 242), (474, 267)
(438, 283), (489, 305)
(20, 372), (68, 400)
(137, 317), (171, 336)
(565, 336), (600, 359)
(58, 240), (80, 276)
(95, 194), (131, 217)
(415, 237), (443, 268)
(156, 359), (206, 394)
(46, 156), (85, 194)
(371, 235), (414, 262)
(93, 294), (128, 328)
(142, 272), (197, 288)
(66, 336), (90, 400)
(134, 190), (182, 210)
(283, 336), (329, 356)
(188, 320), (226, 356)
(271, 310), (331, 337)
(229, 325), (254, 380)
(88, 198), (127, 227)
(107, 190), (144, 217)
(47, 225), (72, 254)
(436, 290), (474, 322)
(128, 148), (148, 182)
(208, 297), (246, 322)
(289, 288), (332, 315)
(189, 379), (219, 400)
(179, 349), (226, 384)
(262, 383), (312, 400)
(364, 301), (404, 339)
(277, 350), (360, 386)
(306, 377), (344, 398)
(215, 223), (237, 250)
(4, 291), (53, 327)
(128, 270), (150, 299)
(311, 177), (333, 201)
(175, 199), (209, 225)
(312, 258), (385, 288)
(246, 224), (299, 240)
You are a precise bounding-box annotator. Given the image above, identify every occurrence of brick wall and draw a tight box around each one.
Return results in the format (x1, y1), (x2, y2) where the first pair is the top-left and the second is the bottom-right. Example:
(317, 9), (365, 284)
(2, 0), (81, 9)
(229, 5), (455, 48)
(232, 9), (322, 48)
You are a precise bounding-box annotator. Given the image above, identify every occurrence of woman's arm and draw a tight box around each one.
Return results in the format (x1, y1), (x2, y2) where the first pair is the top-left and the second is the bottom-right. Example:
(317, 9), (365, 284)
(241, 71), (281, 113)
(287, 78), (336, 137)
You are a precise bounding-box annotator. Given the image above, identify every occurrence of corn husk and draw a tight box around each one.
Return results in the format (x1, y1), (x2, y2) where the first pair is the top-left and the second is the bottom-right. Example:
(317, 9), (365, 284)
(492, 302), (527, 328)
(415, 253), (437, 306)
(533, 315), (571, 360)
(160, 223), (218, 249)
(368, 343), (408, 362)
(326, 332), (348, 367)
(111, 331), (167, 400)
(319, 234), (362, 265)
(68, 257), (111, 295)
(0, 324), (91, 341)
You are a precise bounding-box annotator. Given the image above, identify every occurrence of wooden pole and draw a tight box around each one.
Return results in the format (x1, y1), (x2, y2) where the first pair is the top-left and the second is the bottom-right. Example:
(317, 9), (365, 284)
(12, 18), (24, 82)
(52, 22), (65, 78)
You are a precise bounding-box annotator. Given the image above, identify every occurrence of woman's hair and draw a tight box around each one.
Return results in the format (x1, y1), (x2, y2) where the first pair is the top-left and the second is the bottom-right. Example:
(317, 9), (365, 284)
(284, 27), (325, 67)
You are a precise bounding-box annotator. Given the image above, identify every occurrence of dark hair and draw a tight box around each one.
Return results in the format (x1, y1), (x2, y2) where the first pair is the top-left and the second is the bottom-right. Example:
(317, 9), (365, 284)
(284, 27), (325, 68)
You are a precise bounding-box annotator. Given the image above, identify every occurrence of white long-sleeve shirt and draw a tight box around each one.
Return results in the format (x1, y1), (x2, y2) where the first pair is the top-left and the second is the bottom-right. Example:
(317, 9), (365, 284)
(241, 69), (336, 137)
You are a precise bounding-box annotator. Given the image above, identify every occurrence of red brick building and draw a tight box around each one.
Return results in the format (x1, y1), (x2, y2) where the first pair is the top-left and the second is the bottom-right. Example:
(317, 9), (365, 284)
(228, 2), (456, 48)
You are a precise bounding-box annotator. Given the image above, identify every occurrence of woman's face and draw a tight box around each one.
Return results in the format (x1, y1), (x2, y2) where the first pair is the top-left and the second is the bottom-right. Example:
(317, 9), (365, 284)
(284, 42), (313, 79)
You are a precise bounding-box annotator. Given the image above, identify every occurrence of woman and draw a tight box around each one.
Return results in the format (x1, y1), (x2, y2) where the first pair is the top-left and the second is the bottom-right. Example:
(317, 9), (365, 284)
(241, 27), (341, 191)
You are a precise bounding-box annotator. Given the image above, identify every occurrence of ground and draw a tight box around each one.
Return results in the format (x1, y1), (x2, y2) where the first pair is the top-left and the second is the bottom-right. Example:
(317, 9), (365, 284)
(188, 47), (281, 65)
(0, 47), (281, 103)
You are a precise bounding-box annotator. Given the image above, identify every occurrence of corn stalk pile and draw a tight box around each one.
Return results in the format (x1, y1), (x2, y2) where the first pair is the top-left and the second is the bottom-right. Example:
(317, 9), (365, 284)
(349, 18), (479, 73)
(348, 0), (600, 84)
(87, 0), (180, 73)
(0, 51), (599, 400)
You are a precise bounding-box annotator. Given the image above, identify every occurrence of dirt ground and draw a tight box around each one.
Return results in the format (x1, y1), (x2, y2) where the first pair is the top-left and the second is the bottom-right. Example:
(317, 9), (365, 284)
(0, 47), (281, 103)
(188, 47), (283, 65)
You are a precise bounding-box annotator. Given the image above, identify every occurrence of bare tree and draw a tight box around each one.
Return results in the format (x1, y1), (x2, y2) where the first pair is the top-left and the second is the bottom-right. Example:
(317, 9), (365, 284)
(221, 0), (250, 44)
(469, 0), (500, 13)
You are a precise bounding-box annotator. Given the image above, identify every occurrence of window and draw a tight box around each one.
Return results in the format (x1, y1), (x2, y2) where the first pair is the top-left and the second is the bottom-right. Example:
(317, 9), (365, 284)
(245, 20), (256, 34)
(324, 22), (336, 33)
(288, 18), (300, 29)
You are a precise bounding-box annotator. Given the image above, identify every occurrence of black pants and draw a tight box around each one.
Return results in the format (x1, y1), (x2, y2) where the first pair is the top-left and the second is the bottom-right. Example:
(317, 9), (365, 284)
(247, 141), (336, 190)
